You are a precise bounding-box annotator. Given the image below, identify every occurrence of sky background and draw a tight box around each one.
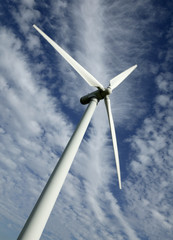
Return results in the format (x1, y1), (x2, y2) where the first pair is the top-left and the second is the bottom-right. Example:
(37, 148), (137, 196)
(0, 0), (173, 239)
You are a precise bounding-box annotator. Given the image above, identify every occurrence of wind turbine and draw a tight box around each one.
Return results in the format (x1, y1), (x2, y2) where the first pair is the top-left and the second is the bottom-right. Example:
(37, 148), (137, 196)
(17, 25), (137, 240)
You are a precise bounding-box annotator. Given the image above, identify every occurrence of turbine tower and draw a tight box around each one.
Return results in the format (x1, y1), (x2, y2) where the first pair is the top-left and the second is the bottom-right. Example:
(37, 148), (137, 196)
(17, 25), (137, 240)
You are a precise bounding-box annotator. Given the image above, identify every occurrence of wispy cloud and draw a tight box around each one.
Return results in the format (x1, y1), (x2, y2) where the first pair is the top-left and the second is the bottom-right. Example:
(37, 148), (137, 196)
(0, 0), (173, 239)
(124, 45), (173, 240)
(0, 25), (73, 230)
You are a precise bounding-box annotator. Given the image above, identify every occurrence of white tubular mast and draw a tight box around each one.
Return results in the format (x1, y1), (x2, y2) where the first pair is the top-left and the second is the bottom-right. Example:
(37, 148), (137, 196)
(17, 98), (98, 240)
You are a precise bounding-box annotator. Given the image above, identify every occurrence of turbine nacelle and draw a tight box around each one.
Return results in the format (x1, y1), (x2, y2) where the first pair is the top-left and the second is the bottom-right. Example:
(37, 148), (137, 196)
(80, 87), (112, 105)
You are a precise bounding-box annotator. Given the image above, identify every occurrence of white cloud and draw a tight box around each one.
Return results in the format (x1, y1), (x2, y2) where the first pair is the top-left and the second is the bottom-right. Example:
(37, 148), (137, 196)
(26, 33), (40, 51)
(124, 71), (173, 239)
(12, 2), (40, 35)
(21, 0), (35, 8)
(0, 26), (73, 233)
(156, 94), (170, 107)
(1, 1), (173, 240)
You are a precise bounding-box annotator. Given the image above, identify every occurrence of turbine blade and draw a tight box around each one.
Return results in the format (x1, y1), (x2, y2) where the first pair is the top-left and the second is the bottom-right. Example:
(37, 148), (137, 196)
(109, 65), (137, 90)
(33, 25), (104, 90)
(104, 96), (122, 189)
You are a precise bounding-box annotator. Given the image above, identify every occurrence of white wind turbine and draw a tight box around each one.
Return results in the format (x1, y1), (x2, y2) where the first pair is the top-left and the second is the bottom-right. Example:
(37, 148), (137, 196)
(17, 25), (137, 240)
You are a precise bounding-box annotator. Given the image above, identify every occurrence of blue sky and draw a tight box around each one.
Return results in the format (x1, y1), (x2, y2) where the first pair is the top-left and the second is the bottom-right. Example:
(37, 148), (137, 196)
(0, 0), (173, 239)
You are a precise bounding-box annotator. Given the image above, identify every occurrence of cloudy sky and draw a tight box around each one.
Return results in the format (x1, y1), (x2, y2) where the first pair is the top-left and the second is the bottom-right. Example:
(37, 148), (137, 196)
(0, 0), (173, 239)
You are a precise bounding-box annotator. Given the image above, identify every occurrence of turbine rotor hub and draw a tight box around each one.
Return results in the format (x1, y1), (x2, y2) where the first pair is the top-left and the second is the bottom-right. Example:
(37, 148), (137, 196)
(80, 87), (112, 105)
